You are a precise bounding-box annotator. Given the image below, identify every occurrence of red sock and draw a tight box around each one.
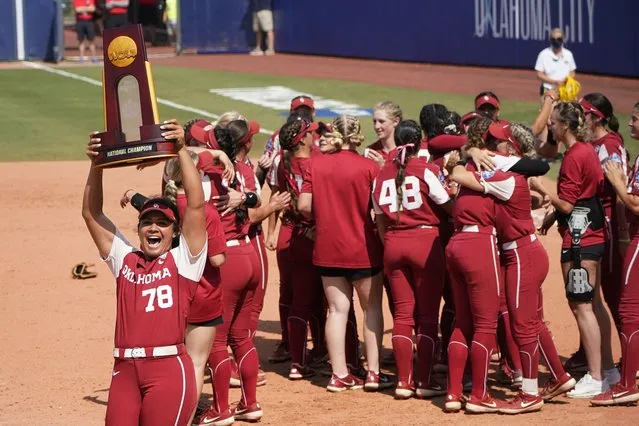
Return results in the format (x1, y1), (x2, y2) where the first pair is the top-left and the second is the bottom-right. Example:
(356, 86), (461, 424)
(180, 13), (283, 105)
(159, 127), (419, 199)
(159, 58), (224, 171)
(416, 328), (437, 385)
(287, 316), (308, 366)
(209, 349), (232, 412)
(470, 332), (495, 399)
(538, 325), (565, 380)
(392, 324), (414, 384)
(234, 342), (259, 406)
(621, 325), (639, 387)
(447, 328), (469, 396)
(519, 342), (540, 379)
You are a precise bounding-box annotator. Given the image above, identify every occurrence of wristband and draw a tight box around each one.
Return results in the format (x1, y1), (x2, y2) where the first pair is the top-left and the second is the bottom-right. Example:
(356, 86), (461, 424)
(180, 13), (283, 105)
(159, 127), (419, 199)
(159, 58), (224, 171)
(244, 191), (259, 208)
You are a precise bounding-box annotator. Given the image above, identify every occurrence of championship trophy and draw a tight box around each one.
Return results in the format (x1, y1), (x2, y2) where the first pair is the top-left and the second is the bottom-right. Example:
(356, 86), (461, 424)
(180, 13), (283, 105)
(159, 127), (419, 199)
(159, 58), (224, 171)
(93, 24), (177, 168)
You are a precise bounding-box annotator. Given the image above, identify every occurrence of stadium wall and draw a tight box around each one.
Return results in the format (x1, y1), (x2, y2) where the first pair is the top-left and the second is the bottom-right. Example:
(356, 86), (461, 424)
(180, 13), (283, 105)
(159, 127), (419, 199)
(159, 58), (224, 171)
(179, 0), (638, 78)
(0, 0), (61, 62)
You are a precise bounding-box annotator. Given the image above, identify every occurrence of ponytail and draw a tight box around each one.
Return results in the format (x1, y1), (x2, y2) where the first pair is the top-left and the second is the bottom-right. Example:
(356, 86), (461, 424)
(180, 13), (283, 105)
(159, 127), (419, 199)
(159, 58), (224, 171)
(392, 120), (422, 223)
(281, 150), (300, 215)
(395, 161), (408, 223)
(608, 115), (619, 133)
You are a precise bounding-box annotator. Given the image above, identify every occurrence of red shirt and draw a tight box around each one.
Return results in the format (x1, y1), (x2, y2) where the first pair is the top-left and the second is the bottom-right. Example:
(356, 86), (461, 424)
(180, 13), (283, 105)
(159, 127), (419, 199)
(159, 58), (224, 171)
(452, 166), (499, 230)
(557, 142), (606, 248)
(73, 0), (95, 21)
(176, 195), (226, 294)
(372, 157), (450, 229)
(301, 150), (383, 268)
(204, 163), (253, 241)
(274, 154), (314, 225)
(104, 233), (206, 348)
(105, 0), (128, 15)
(488, 172), (536, 242)
(591, 132), (626, 223)
(364, 140), (394, 165)
(626, 155), (639, 239)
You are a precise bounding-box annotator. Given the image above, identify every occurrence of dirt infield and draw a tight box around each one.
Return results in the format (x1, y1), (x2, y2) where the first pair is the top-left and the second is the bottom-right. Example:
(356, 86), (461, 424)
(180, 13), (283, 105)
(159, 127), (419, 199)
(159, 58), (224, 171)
(2, 50), (638, 424)
(0, 161), (631, 425)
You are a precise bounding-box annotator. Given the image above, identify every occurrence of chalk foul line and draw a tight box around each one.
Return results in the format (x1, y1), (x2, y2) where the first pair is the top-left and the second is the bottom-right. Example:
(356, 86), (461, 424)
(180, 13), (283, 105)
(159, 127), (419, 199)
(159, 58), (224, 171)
(21, 61), (274, 135)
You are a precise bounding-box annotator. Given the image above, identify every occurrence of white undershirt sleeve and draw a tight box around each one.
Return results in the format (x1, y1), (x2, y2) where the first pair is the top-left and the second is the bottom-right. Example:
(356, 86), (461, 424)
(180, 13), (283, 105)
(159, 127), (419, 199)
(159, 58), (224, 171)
(424, 169), (451, 205)
(171, 234), (208, 281)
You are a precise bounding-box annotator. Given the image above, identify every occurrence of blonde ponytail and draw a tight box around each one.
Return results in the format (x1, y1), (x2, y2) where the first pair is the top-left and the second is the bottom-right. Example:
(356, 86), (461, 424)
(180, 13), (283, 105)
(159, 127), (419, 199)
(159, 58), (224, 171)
(164, 180), (179, 204)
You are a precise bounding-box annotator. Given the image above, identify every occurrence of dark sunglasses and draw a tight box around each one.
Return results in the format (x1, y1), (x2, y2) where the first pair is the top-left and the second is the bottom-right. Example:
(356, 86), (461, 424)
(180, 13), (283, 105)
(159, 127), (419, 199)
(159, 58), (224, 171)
(551, 37), (563, 42)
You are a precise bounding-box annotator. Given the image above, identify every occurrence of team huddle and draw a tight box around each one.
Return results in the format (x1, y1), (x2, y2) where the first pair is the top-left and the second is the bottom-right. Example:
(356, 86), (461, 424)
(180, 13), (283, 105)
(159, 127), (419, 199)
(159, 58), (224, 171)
(81, 90), (639, 425)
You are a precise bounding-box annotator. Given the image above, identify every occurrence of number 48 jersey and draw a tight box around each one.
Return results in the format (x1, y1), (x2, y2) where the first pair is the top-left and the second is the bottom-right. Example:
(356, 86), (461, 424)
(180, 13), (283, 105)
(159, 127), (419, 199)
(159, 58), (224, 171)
(372, 157), (450, 229)
(104, 231), (207, 349)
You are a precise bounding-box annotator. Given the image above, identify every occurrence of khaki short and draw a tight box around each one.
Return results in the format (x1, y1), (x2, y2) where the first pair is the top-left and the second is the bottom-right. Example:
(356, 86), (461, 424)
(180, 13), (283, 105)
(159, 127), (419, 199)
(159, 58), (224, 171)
(253, 10), (273, 32)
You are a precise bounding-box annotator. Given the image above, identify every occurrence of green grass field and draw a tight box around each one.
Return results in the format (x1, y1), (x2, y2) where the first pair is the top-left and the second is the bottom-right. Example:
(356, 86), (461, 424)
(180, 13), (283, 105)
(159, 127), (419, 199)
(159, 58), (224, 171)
(0, 64), (634, 178)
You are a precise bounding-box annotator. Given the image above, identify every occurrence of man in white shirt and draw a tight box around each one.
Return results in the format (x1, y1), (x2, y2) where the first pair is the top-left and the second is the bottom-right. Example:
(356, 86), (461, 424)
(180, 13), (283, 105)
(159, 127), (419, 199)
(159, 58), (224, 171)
(534, 28), (577, 95)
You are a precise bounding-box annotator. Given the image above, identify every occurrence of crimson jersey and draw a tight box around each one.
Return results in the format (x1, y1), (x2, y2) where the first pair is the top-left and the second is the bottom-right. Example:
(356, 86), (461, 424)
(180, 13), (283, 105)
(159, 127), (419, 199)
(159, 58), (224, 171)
(626, 155), (639, 239)
(417, 139), (430, 161)
(104, 233), (207, 348)
(364, 140), (394, 165)
(73, 0), (95, 20)
(204, 160), (258, 241)
(488, 172), (536, 242)
(176, 194), (226, 290)
(273, 155), (314, 225)
(372, 157), (450, 229)
(557, 142), (606, 248)
(591, 132), (626, 220)
(452, 166), (511, 229)
(427, 134), (467, 157)
(301, 150), (383, 268)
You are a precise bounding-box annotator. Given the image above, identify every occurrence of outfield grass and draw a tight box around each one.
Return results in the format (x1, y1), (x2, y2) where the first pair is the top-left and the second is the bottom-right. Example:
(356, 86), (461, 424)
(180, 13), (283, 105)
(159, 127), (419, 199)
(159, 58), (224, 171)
(0, 64), (634, 173)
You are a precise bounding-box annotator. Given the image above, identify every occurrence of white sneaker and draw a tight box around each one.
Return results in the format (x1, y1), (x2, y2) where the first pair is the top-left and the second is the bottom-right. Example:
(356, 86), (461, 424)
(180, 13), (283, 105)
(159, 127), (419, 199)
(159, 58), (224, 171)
(566, 373), (604, 399)
(604, 368), (621, 386)
(249, 48), (263, 56)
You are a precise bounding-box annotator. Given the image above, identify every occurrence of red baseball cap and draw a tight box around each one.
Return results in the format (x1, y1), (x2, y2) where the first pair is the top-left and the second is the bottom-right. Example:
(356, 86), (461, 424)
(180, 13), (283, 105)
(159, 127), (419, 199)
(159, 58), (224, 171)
(475, 94), (500, 110)
(188, 120), (219, 150)
(460, 111), (483, 128)
(487, 121), (522, 155)
(239, 120), (261, 145)
(290, 96), (315, 112)
(139, 200), (178, 224)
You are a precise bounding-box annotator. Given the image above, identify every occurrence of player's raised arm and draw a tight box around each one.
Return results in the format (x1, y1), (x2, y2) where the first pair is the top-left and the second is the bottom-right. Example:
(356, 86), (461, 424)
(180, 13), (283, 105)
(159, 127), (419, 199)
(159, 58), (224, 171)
(164, 119), (207, 254)
(82, 132), (117, 259)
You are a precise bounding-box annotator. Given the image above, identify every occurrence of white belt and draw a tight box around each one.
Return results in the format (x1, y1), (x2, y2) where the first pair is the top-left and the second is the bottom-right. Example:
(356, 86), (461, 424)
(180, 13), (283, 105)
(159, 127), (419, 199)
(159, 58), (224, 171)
(226, 235), (251, 247)
(501, 234), (537, 251)
(113, 345), (178, 359)
(461, 224), (495, 235)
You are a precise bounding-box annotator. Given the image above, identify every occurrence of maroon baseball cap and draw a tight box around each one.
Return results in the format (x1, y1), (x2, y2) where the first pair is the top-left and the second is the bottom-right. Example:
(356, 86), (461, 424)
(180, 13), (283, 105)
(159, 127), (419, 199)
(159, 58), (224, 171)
(475, 94), (500, 110)
(139, 200), (178, 224)
(239, 120), (261, 145)
(290, 96), (315, 112)
(188, 120), (219, 149)
(487, 121), (523, 155)
(460, 111), (483, 128)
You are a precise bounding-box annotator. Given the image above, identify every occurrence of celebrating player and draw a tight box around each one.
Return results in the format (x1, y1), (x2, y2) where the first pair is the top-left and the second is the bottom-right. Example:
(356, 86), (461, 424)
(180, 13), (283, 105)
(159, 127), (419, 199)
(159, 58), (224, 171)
(372, 120), (452, 399)
(83, 120), (207, 425)
(298, 115), (388, 392)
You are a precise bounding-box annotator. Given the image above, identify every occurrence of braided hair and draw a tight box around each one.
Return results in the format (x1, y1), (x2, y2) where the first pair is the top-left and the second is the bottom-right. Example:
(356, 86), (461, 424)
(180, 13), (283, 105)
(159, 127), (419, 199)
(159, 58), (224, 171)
(466, 116), (494, 149)
(393, 120), (422, 223)
(330, 115), (365, 149)
(215, 121), (250, 224)
(419, 104), (449, 139)
(277, 119), (305, 215)
(555, 102), (587, 141)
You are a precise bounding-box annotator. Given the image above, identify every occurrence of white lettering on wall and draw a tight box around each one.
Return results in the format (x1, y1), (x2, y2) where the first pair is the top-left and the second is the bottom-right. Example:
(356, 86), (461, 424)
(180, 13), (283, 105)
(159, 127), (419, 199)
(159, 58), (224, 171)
(474, 0), (595, 44)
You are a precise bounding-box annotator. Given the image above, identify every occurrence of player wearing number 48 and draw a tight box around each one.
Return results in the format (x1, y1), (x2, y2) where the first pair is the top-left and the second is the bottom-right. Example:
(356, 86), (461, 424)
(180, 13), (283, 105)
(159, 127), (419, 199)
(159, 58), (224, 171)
(82, 122), (208, 425)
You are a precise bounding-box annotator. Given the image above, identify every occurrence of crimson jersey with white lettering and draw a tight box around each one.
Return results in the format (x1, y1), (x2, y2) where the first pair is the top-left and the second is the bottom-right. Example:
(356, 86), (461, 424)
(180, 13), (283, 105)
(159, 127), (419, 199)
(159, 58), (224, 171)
(591, 132), (626, 219)
(104, 233), (207, 349)
(301, 150), (383, 268)
(372, 157), (450, 229)
(485, 172), (535, 242)
(626, 155), (639, 239)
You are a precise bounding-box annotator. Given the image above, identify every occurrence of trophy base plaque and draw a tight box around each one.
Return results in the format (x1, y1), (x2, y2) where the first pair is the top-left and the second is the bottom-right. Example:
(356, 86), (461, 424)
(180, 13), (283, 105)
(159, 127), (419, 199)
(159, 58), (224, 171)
(94, 124), (177, 169)
(93, 24), (178, 169)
